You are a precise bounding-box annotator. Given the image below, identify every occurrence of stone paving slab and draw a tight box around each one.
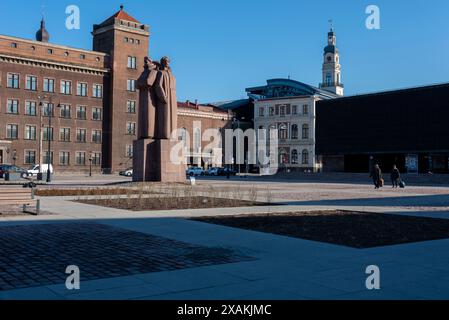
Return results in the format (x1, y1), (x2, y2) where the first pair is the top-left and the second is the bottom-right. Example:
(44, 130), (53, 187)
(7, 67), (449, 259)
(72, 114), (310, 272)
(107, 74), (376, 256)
(1, 181), (449, 300)
(0, 222), (255, 291)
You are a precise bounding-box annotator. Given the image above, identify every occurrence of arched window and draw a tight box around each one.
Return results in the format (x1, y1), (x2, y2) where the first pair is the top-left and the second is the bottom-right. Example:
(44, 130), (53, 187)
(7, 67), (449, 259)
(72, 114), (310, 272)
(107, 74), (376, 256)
(302, 150), (309, 165)
(302, 124), (309, 140)
(179, 127), (188, 147)
(279, 124), (288, 140)
(291, 125), (299, 140)
(291, 150), (299, 164)
(279, 148), (289, 165)
(194, 128), (201, 152)
(257, 126), (265, 137)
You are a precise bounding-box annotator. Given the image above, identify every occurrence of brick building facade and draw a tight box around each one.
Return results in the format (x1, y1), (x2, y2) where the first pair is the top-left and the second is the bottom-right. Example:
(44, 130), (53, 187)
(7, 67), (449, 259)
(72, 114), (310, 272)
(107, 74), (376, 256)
(178, 101), (233, 168)
(0, 6), (233, 174)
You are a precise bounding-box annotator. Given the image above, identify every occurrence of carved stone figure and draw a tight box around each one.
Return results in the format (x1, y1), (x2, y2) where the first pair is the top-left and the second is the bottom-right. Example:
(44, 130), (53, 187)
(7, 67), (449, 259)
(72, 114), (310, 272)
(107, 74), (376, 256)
(133, 56), (185, 183)
(154, 56), (177, 140)
(136, 57), (159, 139)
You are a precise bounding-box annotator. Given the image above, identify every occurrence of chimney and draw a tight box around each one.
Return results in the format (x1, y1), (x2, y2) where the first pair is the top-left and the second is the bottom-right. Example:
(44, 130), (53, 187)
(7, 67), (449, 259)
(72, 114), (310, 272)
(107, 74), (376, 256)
(195, 99), (199, 107)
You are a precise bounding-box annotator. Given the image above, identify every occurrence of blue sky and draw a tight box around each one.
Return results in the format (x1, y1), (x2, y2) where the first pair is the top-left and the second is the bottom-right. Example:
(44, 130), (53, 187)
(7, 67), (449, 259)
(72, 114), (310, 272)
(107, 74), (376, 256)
(2, 0), (449, 102)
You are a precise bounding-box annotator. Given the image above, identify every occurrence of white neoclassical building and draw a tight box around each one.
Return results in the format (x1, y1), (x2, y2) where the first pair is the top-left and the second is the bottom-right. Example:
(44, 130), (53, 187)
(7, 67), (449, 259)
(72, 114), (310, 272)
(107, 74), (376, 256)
(246, 28), (344, 172)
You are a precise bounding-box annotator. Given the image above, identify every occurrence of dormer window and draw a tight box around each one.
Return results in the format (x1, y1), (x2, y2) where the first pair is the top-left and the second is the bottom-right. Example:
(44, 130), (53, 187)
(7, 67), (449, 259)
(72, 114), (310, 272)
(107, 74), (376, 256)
(11, 42), (18, 48)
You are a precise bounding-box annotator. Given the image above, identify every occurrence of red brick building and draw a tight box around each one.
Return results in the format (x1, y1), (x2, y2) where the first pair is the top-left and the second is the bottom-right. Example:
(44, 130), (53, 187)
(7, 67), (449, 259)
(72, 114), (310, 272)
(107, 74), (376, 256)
(0, 6), (233, 174)
(178, 101), (233, 168)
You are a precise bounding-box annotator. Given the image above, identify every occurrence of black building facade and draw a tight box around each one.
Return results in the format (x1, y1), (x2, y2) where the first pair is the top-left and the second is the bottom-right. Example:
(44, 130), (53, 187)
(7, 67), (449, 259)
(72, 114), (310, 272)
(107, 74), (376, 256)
(316, 83), (449, 174)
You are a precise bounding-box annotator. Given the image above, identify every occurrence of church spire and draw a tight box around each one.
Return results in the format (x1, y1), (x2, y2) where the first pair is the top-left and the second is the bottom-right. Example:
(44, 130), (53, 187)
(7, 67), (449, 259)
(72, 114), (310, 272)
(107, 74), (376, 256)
(36, 17), (50, 42)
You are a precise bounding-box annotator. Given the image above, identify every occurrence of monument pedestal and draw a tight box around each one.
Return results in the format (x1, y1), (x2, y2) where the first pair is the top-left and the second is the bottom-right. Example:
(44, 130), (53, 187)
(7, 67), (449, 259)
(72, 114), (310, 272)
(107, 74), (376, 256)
(133, 139), (186, 183)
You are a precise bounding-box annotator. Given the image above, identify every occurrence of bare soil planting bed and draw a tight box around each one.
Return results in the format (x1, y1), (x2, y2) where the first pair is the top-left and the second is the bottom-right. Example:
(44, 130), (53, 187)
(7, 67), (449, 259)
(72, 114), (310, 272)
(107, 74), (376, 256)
(36, 188), (155, 197)
(77, 197), (272, 211)
(192, 211), (449, 248)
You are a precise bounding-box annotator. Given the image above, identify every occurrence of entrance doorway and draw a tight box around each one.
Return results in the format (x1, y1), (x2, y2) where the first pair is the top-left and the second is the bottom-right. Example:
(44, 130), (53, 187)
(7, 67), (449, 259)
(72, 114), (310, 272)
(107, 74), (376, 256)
(0, 149), (3, 164)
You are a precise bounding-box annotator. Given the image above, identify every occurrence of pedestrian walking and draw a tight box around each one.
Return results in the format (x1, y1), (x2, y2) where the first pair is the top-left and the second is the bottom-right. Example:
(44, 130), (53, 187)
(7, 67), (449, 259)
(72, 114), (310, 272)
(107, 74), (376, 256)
(370, 164), (383, 189)
(391, 165), (401, 188)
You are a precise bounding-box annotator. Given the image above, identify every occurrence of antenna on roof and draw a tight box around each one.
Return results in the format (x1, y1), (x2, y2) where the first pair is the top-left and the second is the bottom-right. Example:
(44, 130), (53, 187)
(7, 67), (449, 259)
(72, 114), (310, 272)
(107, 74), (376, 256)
(328, 19), (334, 31)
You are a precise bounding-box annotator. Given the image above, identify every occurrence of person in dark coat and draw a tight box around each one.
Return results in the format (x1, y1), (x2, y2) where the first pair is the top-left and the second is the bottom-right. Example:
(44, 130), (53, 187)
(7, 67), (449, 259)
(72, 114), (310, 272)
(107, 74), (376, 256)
(391, 165), (401, 188)
(370, 164), (383, 189)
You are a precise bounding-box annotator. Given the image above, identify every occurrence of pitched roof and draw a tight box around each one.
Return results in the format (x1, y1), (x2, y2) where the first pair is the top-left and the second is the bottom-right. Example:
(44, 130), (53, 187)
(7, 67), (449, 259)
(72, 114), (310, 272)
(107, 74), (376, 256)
(98, 6), (140, 26)
(112, 8), (140, 23)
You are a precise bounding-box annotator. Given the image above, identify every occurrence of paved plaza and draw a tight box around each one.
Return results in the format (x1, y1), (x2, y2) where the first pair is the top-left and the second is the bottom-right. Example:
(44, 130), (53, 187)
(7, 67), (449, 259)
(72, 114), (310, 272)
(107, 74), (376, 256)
(1, 176), (449, 300)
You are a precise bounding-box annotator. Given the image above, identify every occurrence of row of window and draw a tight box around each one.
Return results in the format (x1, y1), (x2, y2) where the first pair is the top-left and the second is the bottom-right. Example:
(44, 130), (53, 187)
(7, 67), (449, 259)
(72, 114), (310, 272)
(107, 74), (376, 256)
(279, 149), (310, 165)
(260, 124), (310, 140)
(6, 73), (138, 94)
(3, 100), (102, 120)
(124, 37), (141, 45)
(5, 124), (102, 143)
(259, 104), (309, 117)
(10, 42), (100, 61)
(22, 150), (101, 166)
(6, 73), (103, 98)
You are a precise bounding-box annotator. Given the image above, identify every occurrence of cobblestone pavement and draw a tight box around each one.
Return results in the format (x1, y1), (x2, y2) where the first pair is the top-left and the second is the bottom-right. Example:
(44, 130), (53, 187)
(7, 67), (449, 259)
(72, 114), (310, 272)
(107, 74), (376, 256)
(0, 223), (254, 291)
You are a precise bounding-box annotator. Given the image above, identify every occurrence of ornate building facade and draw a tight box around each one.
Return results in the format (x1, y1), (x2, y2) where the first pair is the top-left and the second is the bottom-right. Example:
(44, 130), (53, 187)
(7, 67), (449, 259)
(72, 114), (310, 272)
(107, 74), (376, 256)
(247, 28), (343, 173)
(248, 79), (338, 172)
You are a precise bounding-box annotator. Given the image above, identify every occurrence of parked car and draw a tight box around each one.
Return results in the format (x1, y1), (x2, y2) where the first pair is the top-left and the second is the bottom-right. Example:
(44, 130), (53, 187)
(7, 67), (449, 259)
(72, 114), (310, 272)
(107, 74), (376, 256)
(186, 167), (205, 177)
(0, 165), (29, 178)
(207, 167), (221, 176)
(119, 168), (133, 177)
(27, 164), (54, 176)
(217, 167), (238, 176)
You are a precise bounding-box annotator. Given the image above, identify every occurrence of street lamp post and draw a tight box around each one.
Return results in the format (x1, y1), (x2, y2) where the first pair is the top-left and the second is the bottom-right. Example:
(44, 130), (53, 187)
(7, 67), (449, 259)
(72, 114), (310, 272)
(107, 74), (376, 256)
(45, 98), (59, 183)
(232, 118), (239, 175)
(89, 156), (93, 178)
(233, 117), (246, 176)
(12, 149), (17, 166)
(37, 95), (47, 179)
